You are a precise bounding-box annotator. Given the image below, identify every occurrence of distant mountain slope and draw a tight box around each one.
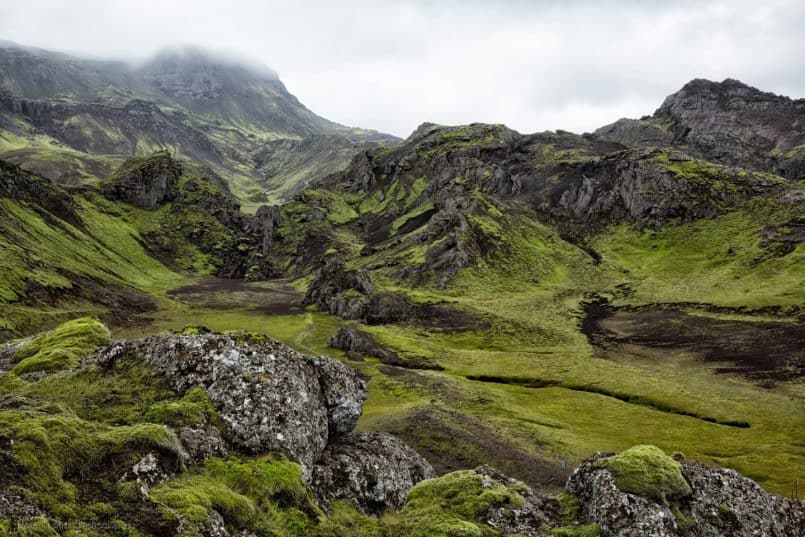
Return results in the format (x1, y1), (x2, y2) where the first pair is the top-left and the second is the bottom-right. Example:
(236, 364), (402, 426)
(595, 78), (805, 180)
(0, 43), (398, 205)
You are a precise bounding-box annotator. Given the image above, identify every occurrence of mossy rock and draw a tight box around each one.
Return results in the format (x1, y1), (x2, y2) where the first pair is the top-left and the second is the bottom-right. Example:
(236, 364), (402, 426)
(397, 470), (524, 536)
(177, 324), (212, 336)
(596, 445), (692, 503)
(10, 317), (110, 375)
(149, 456), (315, 534)
(0, 404), (184, 518)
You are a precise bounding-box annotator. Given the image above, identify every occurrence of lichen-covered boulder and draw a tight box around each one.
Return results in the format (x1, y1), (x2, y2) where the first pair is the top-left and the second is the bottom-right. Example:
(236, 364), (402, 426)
(681, 461), (804, 537)
(567, 446), (805, 537)
(92, 334), (366, 475)
(311, 432), (435, 514)
(567, 451), (679, 536)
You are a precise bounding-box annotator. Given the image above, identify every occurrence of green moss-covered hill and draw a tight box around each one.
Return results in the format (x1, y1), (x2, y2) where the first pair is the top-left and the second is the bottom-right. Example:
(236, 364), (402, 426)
(0, 68), (803, 535)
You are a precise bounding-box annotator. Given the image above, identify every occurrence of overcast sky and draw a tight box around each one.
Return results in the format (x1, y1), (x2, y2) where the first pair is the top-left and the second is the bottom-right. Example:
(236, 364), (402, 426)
(1, 0), (804, 137)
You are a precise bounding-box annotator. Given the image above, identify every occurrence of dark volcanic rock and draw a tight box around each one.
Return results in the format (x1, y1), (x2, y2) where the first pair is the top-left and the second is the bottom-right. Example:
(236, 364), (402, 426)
(91, 334), (366, 476)
(328, 325), (442, 370)
(311, 431), (435, 514)
(596, 79), (805, 180)
(303, 260), (375, 319)
(552, 147), (783, 230)
(102, 151), (182, 209)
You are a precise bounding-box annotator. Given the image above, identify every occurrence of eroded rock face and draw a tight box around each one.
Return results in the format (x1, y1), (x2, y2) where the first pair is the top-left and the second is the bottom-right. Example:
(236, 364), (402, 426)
(554, 148), (782, 230)
(311, 432), (435, 514)
(567, 452), (805, 537)
(303, 260), (375, 319)
(92, 334), (366, 475)
(102, 152), (183, 209)
(595, 79), (805, 180)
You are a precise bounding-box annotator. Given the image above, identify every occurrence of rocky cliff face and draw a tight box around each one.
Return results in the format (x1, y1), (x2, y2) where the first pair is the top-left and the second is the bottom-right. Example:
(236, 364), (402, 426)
(102, 150), (183, 209)
(595, 79), (805, 180)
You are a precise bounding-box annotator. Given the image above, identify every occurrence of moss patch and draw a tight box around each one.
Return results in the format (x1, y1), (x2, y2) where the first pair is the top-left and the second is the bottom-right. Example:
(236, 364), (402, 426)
(597, 445), (691, 503)
(10, 317), (110, 375)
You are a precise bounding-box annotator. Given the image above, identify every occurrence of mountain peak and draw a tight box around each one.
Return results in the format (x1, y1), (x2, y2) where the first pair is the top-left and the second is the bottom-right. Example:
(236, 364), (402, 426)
(660, 78), (793, 111)
(142, 45), (279, 81)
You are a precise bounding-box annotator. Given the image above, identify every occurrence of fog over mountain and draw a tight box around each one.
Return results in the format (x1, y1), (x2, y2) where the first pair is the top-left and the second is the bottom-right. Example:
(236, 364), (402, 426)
(2, 0), (804, 137)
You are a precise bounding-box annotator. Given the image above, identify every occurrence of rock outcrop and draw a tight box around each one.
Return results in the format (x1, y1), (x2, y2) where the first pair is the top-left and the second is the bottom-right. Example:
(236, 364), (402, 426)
(552, 147), (784, 230)
(328, 325), (443, 370)
(312, 432), (435, 514)
(86, 332), (436, 518)
(566, 449), (804, 537)
(303, 260), (375, 319)
(102, 151), (182, 209)
(595, 78), (805, 180)
(92, 334), (366, 475)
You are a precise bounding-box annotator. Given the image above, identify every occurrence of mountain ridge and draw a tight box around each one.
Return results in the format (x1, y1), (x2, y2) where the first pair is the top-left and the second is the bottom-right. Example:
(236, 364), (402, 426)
(0, 42), (399, 205)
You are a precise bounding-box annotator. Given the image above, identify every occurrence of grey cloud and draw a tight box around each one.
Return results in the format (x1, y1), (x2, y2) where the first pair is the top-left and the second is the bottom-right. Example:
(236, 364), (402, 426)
(0, 0), (803, 137)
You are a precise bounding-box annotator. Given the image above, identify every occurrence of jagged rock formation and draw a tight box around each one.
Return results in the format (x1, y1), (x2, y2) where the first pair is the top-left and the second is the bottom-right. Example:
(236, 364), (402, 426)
(102, 150), (183, 209)
(303, 260), (375, 319)
(595, 78), (805, 180)
(552, 147), (784, 230)
(567, 449), (804, 537)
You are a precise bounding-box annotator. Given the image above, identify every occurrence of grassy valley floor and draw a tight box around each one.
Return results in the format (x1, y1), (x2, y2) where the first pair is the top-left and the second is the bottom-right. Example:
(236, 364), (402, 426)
(113, 258), (804, 498)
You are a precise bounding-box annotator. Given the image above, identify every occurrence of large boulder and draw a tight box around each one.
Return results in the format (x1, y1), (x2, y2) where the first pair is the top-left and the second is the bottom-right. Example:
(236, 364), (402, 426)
(92, 334), (366, 475)
(311, 432), (435, 514)
(567, 447), (805, 537)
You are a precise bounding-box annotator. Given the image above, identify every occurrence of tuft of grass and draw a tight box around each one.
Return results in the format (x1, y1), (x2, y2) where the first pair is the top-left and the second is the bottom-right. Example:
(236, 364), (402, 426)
(596, 445), (691, 504)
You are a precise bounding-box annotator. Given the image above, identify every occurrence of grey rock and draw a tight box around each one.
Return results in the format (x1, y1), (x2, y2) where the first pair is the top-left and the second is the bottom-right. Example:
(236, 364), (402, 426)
(124, 452), (175, 497)
(566, 452), (805, 537)
(596, 78), (805, 180)
(311, 431), (435, 514)
(328, 325), (442, 370)
(92, 334), (366, 476)
(176, 424), (228, 465)
(567, 453), (678, 536)
(0, 490), (45, 522)
(472, 465), (561, 537)
(303, 260), (374, 319)
(554, 147), (781, 230)
(681, 461), (805, 537)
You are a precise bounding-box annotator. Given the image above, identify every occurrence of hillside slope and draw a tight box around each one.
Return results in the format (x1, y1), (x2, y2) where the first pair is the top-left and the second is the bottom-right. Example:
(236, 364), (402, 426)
(0, 74), (803, 518)
(0, 43), (398, 204)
